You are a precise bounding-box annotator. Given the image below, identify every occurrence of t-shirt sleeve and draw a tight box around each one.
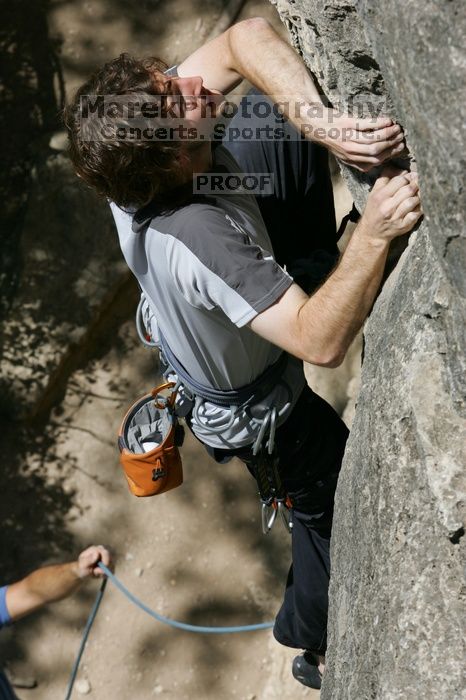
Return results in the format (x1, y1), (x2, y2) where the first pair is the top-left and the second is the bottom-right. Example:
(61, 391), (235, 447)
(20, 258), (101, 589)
(0, 586), (11, 628)
(162, 205), (293, 327)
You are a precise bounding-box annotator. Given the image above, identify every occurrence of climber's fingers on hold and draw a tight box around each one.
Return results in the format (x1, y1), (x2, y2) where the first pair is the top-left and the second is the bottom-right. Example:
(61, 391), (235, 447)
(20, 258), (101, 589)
(390, 181), (419, 210)
(346, 123), (402, 144)
(371, 166), (407, 189)
(342, 135), (405, 158)
(382, 170), (418, 197)
(344, 115), (394, 132)
(400, 205), (423, 230)
(393, 194), (422, 221)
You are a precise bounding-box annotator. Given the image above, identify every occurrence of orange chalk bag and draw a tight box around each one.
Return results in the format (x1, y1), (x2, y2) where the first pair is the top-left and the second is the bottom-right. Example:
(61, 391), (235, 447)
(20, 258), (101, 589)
(117, 382), (185, 497)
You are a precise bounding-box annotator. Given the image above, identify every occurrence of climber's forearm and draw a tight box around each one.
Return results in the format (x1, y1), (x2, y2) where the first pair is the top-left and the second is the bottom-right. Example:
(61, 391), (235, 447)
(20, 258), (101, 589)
(299, 224), (389, 365)
(228, 17), (323, 105)
(250, 170), (420, 366)
(249, 228), (389, 367)
(176, 18), (321, 101)
(303, 169), (422, 363)
(177, 18), (403, 169)
(227, 19), (403, 164)
(176, 23), (244, 93)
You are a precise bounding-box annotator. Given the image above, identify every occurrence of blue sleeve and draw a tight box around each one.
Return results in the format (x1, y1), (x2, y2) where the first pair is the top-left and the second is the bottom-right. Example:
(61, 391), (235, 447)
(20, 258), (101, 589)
(0, 586), (11, 628)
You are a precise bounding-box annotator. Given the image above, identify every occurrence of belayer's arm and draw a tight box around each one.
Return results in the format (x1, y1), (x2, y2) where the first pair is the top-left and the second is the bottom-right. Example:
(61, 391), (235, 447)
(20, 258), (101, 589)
(5, 546), (111, 622)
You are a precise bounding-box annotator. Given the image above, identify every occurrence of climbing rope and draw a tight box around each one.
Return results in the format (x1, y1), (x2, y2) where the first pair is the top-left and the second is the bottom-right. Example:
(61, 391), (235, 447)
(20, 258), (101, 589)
(65, 563), (273, 698)
(64, 576), (107, 700)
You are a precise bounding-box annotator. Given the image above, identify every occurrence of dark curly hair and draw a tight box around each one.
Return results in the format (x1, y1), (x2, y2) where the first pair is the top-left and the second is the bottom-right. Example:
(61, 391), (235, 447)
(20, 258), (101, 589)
(64, 53), (191, 211)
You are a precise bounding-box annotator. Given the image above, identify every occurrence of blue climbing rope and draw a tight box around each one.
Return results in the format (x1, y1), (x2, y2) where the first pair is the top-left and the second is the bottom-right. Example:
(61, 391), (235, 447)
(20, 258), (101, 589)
(65, 563), (273, 698)
(97, 563), (273, 633)
(65, 576), (107, 700)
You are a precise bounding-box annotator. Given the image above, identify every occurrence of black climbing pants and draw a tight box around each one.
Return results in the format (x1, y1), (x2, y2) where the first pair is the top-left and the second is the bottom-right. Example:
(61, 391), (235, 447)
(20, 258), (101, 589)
(199, 92), (350, 653)
(267, 387), (348, 652)
(195, 386), (348, 653)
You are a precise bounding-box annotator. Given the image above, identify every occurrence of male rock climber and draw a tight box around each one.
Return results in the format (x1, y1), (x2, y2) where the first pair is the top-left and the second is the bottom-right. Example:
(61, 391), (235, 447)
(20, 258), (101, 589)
(0, 545), (112, 698)
(64, 17), (421, 689)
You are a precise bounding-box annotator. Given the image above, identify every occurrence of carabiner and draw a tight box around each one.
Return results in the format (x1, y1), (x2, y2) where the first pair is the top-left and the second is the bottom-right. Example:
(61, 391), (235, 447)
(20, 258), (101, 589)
(261, 501), (278, 534)
(252, 409), (272, 457)
(277, 501), (293, 534)
(267, 407), (277, 455)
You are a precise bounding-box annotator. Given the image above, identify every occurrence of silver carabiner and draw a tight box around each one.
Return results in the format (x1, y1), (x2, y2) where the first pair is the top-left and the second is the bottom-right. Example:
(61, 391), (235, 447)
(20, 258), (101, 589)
(277, 501), (293, 534)
(261, 502), (278, 534)
(267, 407), (277, 455)
(252, 409), (272, 456)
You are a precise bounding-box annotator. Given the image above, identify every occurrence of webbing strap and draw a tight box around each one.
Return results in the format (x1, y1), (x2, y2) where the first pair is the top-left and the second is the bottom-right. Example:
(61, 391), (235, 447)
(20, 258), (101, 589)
(159, 328), (288, 408)
(252, 449), (284, 504)
(336, 202), (360, 240)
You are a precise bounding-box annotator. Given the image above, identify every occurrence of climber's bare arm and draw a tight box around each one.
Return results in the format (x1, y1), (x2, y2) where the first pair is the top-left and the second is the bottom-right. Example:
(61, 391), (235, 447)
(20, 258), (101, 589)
(176, 17), (405, 171)
(249, 168), (422, 366)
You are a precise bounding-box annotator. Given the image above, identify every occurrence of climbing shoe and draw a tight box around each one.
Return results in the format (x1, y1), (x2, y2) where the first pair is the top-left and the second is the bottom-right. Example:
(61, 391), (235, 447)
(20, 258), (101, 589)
(291, 650), (322, 689)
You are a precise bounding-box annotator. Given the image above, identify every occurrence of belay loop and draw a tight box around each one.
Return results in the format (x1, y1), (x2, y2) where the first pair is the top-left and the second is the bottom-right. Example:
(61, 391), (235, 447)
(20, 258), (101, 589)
(135, 295), (293, 534)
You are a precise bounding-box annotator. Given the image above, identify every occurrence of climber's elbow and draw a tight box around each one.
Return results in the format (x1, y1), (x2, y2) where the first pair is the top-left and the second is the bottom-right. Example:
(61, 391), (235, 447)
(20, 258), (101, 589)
(307, 350), (345, 368)
(324, 352), (346, 368)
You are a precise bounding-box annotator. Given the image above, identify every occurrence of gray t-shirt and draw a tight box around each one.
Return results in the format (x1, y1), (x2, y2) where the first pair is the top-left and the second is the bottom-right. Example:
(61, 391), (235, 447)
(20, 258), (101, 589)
(110, 85), (306, 449)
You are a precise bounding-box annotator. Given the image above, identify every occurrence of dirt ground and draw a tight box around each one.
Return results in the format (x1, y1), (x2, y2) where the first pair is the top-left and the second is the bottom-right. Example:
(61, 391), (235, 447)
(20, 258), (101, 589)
(2, 322), (321, 700)
(0, 1), (357, 698)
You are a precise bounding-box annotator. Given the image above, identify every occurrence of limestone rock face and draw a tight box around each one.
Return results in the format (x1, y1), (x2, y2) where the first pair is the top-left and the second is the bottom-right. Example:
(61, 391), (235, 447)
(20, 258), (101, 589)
(271, 1), (465, 698)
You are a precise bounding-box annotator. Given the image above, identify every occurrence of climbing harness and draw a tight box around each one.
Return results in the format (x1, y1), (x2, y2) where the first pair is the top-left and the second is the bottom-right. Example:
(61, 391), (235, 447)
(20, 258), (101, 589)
(65, 563), (273, 699)
(133, 295), (293, 533)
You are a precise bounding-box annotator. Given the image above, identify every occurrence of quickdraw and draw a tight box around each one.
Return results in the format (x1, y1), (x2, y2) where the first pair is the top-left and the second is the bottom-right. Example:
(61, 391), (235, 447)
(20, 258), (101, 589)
(251, 407), (292, 535)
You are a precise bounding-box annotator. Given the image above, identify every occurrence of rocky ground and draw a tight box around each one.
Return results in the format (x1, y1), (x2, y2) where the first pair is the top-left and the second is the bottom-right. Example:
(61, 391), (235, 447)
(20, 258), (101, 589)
(0, 1), (360, 698)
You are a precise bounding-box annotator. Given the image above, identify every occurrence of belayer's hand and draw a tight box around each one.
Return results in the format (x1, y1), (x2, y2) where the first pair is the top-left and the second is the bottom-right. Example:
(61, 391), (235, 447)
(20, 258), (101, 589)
(308, 109), (407, 171)
(75, 545), (113, 579)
